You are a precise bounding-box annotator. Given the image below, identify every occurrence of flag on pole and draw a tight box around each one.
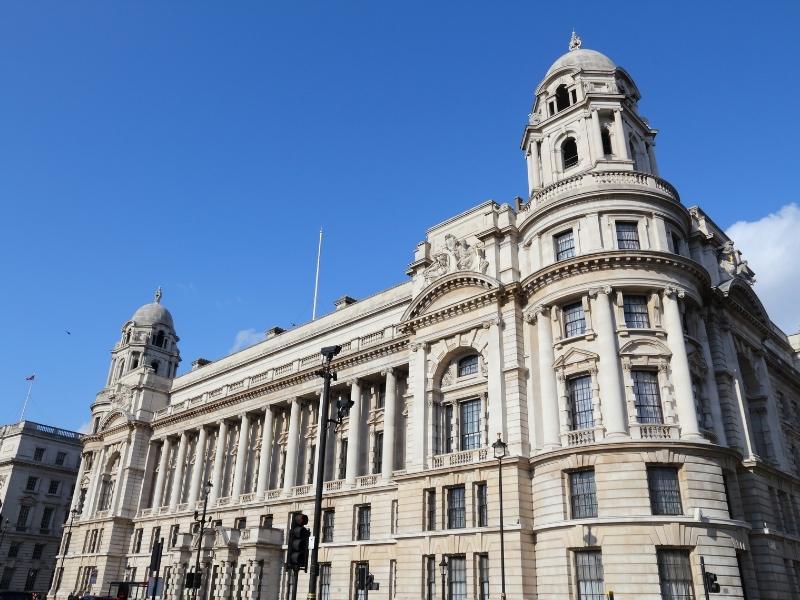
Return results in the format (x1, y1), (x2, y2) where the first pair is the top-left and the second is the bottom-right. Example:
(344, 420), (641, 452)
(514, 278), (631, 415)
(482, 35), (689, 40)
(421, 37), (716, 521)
(25, 374), (35, 381)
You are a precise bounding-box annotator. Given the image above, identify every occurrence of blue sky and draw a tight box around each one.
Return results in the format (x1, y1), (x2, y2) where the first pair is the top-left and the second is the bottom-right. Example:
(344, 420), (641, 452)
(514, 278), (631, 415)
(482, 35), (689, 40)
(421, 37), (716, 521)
(1, 1), (798, 431)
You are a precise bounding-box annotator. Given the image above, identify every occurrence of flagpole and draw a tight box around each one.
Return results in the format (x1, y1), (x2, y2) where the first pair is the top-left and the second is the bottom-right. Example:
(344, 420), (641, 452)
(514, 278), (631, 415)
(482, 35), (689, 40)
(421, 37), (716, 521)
(20, 375), (35, 422)
(312, 228), (323, 321)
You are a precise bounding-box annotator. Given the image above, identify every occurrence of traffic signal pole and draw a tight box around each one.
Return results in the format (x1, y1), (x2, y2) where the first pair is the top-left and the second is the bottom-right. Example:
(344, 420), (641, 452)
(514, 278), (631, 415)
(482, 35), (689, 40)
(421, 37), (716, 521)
(306, 345), (340, 600)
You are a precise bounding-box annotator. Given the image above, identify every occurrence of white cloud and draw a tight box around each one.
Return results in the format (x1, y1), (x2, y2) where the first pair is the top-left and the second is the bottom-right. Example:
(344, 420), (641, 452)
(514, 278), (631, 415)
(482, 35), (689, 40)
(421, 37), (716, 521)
(230, 328), (265, 353)
(726, 203), (800, 334)
(78, 420), (93, 434)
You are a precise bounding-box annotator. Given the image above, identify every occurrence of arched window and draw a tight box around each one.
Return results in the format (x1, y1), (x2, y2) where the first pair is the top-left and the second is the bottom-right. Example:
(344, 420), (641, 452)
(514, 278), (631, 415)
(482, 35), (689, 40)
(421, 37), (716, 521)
(151, 360), (160, 375)
(155, 331), (165, 348)
(601, 128), (613, 156)
(457, 355), (479, 377)
(555, 84), (570, 112)
(125, 330), (131, 344)
(117, 359), (125, 378)
(629, 137), (638, 168)
(562, 137), (579, 169)
(131, 352), (140, 370)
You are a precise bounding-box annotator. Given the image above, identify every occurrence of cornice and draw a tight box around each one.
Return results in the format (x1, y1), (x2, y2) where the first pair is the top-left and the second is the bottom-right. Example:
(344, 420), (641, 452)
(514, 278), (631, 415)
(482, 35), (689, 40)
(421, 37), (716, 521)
(152, 337), (410, 431)
(520, 250), (710, 297)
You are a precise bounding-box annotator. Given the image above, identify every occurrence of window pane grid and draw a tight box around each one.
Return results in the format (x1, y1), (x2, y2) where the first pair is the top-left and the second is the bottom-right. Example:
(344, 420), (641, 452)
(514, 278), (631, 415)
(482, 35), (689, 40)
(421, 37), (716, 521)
(457, 355), (479, 377)
(478, 555), (490, 600)
(460, 400), (481, 450)
(568, 376), (594, 430)
(447, 556), (467, 600)
(623, 295), (650, 328)
(575, 551), (604, 600)
(356, 506), (370, 540)
(657, 549), (695, 600)
(616, 222), (640, 250)
(555, 231), (576, 261)
(648, 468), (683, 515)
(318, 564), (331, 600)
(564, 302), (586, 338)
(633, 370), (663, 424)
(477, 484), (488, 527)
(447, 487), (466, 529)
(570, 470), (598, 519)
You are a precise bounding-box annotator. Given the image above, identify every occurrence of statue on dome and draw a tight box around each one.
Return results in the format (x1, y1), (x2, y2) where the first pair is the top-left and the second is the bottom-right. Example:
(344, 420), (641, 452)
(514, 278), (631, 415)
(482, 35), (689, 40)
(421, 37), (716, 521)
(569, 30), (582, 51)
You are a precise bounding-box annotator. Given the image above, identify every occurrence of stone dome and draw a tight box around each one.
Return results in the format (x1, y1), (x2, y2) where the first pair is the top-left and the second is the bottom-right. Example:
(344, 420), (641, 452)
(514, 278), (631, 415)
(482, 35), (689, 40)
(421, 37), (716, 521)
(131, 289), (174, 329)
(545, 48), (616, 78)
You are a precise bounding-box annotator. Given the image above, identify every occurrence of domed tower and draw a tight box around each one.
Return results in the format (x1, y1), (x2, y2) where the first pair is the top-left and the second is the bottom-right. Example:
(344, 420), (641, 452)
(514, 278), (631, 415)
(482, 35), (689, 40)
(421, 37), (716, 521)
(521, 32), (659, 196)
(106, 287), (181, 385)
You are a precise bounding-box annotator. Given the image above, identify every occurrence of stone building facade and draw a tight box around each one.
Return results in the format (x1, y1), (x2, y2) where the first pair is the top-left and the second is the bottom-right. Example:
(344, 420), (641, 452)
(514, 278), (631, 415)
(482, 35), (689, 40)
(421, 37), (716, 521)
(53, 36), (800, 600)
(0, 420), (82, 594)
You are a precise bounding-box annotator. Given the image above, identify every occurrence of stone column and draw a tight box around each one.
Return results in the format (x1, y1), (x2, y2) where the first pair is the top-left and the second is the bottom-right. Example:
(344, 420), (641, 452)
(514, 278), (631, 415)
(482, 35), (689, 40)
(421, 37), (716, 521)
(591, 287), (627, 437)
(662, 288), (702, 439)
(151, 439), (170, 509)
(381, 369), (397, 482)
(541, 135), (553, 186)
(169, 432), (189, 511)
(188, 427), (208, 506)
(283, 400), (301, 493)
(646, 142), (659, 175)
(256, 408), (274, 498)
(591, 109), (604, 160)
(486, 316), (507, 443)
(345, 380), (362, 486)
(209, 420), (228, 504)
(695, 314), (728, 446)
(612, 108), (629, 161)
(755, 351), (789, 468)
(408, 343), (428, 469)
(532, 306), (560, 449)
(231, 413), (251, 502)
(527, 141), (542, 192)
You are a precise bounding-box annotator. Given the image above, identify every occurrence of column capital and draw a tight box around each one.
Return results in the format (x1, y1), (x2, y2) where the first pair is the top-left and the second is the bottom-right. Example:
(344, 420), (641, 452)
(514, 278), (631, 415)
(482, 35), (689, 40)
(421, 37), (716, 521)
(663, 286), (685, 300)
(482, 316), (503, 329)
(524, 304), (549, 323)
(380, 367), (396, 377)
(588, 285), (613, 298)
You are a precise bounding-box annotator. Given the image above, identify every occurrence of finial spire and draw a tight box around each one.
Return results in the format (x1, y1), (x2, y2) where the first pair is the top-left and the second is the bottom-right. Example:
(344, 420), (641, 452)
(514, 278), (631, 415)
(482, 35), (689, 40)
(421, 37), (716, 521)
(569, 30), (582, 51)
(154, 287), (162, 303)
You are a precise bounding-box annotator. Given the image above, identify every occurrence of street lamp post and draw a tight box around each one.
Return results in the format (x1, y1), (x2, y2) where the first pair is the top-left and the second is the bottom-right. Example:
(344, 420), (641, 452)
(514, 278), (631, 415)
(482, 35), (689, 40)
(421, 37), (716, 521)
(192, 481), (213, 600)
(54, 508), (79, 596)
(492, 433), (508, 600)
(439, 557), (447, 600)
(306, 344), (344, 600)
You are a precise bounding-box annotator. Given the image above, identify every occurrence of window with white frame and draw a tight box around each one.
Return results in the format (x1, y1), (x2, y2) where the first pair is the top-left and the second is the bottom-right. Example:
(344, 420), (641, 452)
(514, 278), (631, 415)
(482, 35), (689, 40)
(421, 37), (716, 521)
(447, 486), (466, 529)
(477, 554), (490, 600)
(568, 375), (594, 430)
(569, 470), (598, 519)
(632, 370), (664, 424)
(574, 550), (605, 600)
(623, 294), (650, 328)
(563, 302), (586, 337)
(554, 229), (576, 261)
(616, 221), (640, 250)
(647, 467), (683, 515)
(657, 549), (695, 600)
(447, 555), (467, 600)
(460, 400), (482, 450)
(355, 505), (371, 540)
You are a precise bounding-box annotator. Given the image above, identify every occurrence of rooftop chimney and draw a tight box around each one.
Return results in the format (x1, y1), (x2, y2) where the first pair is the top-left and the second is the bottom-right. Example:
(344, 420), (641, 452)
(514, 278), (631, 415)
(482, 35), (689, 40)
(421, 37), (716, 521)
(192, 358), (212, 371)
(334, 295), (357, 311)
(266, 326), (286, 339)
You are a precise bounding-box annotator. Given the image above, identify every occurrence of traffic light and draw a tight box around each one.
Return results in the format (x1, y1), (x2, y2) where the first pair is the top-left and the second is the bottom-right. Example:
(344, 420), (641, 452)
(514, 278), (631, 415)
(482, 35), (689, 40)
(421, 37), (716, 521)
(704, 571), (720, 593)
(286, 513), (310, 571)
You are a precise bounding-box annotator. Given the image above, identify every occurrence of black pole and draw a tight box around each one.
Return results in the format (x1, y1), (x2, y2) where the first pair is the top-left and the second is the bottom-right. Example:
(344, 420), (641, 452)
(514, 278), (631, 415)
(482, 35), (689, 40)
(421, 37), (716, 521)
(700, 556), (710, 600)
(193, 483), (212, 600)
(498, 455), (506, 600)
(306, 347), (338, 600)
(151, 538), (163, 600)
(290, 569), (298, 600)
(441, 566), (446, 600)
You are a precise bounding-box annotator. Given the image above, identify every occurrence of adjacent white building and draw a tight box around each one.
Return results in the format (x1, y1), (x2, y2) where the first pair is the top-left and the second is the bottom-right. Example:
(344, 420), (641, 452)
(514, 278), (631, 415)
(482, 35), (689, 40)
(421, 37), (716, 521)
(0, 420), (82, 595)
(53, 35), (800, 600)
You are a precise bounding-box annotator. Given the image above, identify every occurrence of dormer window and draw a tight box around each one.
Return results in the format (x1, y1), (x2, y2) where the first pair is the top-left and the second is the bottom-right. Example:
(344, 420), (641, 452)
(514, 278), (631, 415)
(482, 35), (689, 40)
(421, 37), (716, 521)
(562, 138), (579, 169)
(457, 355), (479, 377)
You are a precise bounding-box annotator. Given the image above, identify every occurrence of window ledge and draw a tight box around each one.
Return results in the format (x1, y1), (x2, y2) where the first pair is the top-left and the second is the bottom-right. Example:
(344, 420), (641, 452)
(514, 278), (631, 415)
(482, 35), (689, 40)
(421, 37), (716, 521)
(554, 331), (596, 349)
(616, 327), (666, 339)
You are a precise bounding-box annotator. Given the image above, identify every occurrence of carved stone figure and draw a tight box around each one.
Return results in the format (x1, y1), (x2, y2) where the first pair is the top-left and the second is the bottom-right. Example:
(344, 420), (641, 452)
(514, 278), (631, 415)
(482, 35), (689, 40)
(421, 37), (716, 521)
(718, 241), (755, 285)
(424, 234), (489, 282)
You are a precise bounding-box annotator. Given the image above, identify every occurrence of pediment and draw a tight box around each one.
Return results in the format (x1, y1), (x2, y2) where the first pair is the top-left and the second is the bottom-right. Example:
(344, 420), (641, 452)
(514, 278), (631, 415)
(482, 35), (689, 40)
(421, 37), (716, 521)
(719, 279), (770, 326)
(99, 410), (129, 432)
(401, 272), (500, 323)
(554, 347), (599, 370)
(619, 338), (671, 357)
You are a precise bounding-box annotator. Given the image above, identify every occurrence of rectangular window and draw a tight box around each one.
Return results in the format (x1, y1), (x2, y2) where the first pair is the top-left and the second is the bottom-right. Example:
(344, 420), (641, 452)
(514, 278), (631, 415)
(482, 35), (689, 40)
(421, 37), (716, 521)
(425, 489), (436, 531)
(150, 526), (161, 551)
(376, 383), (386, 409)
(25, 477), (38, 491)
(457, 355), (479, 377)
(657, 549), (695, 600)
(48, 480), (60, 495)
(670, 232), (682, 255)
(338, 440), (348, 480)
(40, 507), (55, 532)
(17, 505), (30, 530)
(648, 467), (683, 516)
(259, 514), (273, 528)
(478, 554), (490, 600)
(56, 451), (67, 466)
(133, 529), (143, 553)
(372, 432), (383, 475)
(563, 302), (586, 337)
(307, 445), (316, 485)
(447, 555), (467, 600)
(32, 544), (44, 560)
(0, 568), (15, 590)
(460, 400), (482, 450)
(322, 509), (335, 543)
(555, 229), (576, 261)
(568, 375), (594, 430)
(356, 505), (371, 541)
(623, 294), (650, 328)
(476, 483), (488, 527)
(447, 486), (466, 529)
(570, 470), (598, 519)
(33, 447), (45, 462)
(633, 370), (663, 423)
(616, 221), (640, 250)
(389, 559), (396, 599)
(318, 564), (331, 600)
(353, 561), (369, 600)
(62, 532), (71, 555)
(443, 404), (454, 453)
(575, 550), (605, 600)
(425, 556), (436, 600)
(169, 524), (180, 547)
(8, 543), (20, 558)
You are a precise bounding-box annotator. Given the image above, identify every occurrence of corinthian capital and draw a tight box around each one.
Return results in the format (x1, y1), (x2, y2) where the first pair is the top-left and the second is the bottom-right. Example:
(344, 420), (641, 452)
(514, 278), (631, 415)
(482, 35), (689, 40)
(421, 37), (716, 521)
(523, 304), (549, 324)
(588, 285), (612, 298)
(663, 286), (685, 299)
